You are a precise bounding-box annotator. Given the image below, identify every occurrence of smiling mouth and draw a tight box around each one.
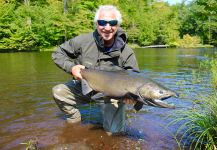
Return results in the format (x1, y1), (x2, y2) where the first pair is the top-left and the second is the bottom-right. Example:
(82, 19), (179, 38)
(104, 33), (110, 35)
(103, 33), (111, 38)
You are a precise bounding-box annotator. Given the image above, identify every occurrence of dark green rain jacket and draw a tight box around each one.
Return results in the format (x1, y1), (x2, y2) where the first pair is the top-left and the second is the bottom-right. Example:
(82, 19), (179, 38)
(52, 28), (139, 73)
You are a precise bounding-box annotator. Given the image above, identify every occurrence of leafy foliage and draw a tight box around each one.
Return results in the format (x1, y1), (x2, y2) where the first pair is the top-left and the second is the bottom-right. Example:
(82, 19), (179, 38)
(0, 0), (216, 51)
(179, 0), (217, 46)
(177, 34), (201, 48)
(200, 53), (217, 88)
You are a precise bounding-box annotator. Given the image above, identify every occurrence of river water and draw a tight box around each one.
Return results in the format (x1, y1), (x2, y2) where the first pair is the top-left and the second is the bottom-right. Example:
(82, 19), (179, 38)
(0, 48), (216, 150)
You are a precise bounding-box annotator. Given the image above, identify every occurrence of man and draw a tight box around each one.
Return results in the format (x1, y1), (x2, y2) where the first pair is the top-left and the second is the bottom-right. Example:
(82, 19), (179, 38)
(52, 5), (139, 135)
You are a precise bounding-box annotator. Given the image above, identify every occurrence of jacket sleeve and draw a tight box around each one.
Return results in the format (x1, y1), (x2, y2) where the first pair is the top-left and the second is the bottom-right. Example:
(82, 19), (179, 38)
(51, 37), (81, 74)
(122, 46), (140, 72)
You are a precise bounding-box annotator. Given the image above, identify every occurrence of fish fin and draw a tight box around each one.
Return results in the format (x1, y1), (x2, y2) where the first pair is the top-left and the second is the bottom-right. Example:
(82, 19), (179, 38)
(91, 92), (106, 100)
(111, 70), (129, 75)
(125, 92), (138, 100)
(81, 79), (93, 95)
(125, 93), (144, 111)
(134, 102), (143, 111)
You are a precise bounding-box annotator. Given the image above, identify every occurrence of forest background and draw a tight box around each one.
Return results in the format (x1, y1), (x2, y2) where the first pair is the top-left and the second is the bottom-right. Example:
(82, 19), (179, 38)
(0, 0), (216, 51)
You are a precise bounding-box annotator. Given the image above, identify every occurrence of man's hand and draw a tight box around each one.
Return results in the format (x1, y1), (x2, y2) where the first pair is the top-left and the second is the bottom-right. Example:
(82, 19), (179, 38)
(71, 65), (85, 80)
(123, 98), (136, 105)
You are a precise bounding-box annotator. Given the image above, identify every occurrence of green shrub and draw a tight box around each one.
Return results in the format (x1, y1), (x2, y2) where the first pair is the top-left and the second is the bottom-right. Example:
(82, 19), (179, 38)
(168, 92), (217, 150)
(0, 0), (94, 51)
(200, 55), (217, 88)
(210, 59), (217, 88)
(177, 34), (201, 48)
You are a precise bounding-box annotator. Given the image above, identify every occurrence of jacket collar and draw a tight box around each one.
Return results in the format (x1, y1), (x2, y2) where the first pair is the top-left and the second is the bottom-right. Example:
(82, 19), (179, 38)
(93, 27), (127, 53)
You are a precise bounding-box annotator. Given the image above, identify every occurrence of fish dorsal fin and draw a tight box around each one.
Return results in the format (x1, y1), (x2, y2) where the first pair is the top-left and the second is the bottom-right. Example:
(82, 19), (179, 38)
(81, 79), (93, 95)
(91, 92), (106, 100)
(114, 69), (139, 75)
(117, 70), (128, 74)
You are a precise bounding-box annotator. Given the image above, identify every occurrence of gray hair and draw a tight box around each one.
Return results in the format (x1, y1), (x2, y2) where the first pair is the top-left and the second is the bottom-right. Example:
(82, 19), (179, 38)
(94, 5), (122, 25)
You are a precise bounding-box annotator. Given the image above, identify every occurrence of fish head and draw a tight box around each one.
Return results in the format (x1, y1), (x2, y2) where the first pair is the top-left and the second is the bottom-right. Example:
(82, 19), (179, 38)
(153, 88), (178, 100)
(138, 82), (179, 100)
(138, 83), (178, 108)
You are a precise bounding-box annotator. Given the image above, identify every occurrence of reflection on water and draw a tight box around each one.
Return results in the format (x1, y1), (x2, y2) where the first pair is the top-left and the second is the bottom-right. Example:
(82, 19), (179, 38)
(0, 48), (216, 150)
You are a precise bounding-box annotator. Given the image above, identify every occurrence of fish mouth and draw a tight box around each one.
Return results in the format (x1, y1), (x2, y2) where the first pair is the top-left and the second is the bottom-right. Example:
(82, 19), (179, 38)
(160, 95), (176, 100)
(138, 91), (177, 109)
(161, 96), (172, 100)
(160, 92), (179, 100)
(143, 98), (175, 109)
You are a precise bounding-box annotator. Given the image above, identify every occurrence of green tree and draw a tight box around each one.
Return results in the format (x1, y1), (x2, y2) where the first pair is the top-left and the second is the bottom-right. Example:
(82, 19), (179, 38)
(2, 0), (215, 51)
(194, 0), (217, 45)
(179, 0), (217, 46)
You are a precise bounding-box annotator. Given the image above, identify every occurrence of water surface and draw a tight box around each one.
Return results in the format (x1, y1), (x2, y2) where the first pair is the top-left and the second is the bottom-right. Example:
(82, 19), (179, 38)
(0, 48), (216, 150)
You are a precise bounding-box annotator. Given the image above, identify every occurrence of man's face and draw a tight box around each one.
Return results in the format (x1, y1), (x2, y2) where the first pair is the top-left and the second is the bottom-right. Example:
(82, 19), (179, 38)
(97, 10), (118, 43)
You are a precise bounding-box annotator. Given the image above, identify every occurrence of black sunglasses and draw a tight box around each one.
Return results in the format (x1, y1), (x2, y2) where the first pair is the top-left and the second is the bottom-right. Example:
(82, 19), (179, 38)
(97, 20), (118, 26)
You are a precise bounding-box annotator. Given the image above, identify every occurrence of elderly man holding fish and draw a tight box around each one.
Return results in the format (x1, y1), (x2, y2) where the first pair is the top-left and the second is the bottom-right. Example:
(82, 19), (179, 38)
(52, 5), (140, 135)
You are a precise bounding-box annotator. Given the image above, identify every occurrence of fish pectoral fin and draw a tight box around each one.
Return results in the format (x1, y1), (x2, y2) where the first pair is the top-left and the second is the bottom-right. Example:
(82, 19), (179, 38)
(125, 93), (144, 111)
(134, 101), (143, 111)
(91, 92), (106, 100)
(125, 92), (139, 100)
(81, 79), (93, 95)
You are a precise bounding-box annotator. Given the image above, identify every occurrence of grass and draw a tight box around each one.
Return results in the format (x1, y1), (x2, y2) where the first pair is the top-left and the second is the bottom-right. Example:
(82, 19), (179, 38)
(20, 138), (39, 150)
(168, 92), (217, 150)
(199, 53), (217, 88)
(167, 55), (217, 150)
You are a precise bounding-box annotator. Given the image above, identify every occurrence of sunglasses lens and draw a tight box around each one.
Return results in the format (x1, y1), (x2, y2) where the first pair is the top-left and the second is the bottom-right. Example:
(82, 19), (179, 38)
(97, 20), (118, 26)
(97, 20), (106, 26)
(109, 20), (118, 26)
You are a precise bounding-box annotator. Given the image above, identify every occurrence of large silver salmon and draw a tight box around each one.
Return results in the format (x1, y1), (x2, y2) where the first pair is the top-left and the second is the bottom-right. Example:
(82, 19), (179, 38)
(80, 69), (178, 111)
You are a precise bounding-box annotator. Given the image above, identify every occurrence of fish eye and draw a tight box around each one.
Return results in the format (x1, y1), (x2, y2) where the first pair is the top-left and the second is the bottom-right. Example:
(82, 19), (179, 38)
(159, 90), (164, 94)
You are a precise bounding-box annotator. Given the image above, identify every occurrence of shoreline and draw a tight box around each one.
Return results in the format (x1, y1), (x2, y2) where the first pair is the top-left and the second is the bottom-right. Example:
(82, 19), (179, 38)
(0, 45), (215, 53)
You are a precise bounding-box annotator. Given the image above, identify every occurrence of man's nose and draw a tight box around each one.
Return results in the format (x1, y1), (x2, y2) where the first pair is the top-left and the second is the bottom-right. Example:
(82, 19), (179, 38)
(104, 23), (112, 30)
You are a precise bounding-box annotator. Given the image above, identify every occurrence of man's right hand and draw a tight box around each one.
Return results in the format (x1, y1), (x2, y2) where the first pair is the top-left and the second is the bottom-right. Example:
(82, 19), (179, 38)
(123, 98), (136, 105)
(71, 65), (85, 80)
